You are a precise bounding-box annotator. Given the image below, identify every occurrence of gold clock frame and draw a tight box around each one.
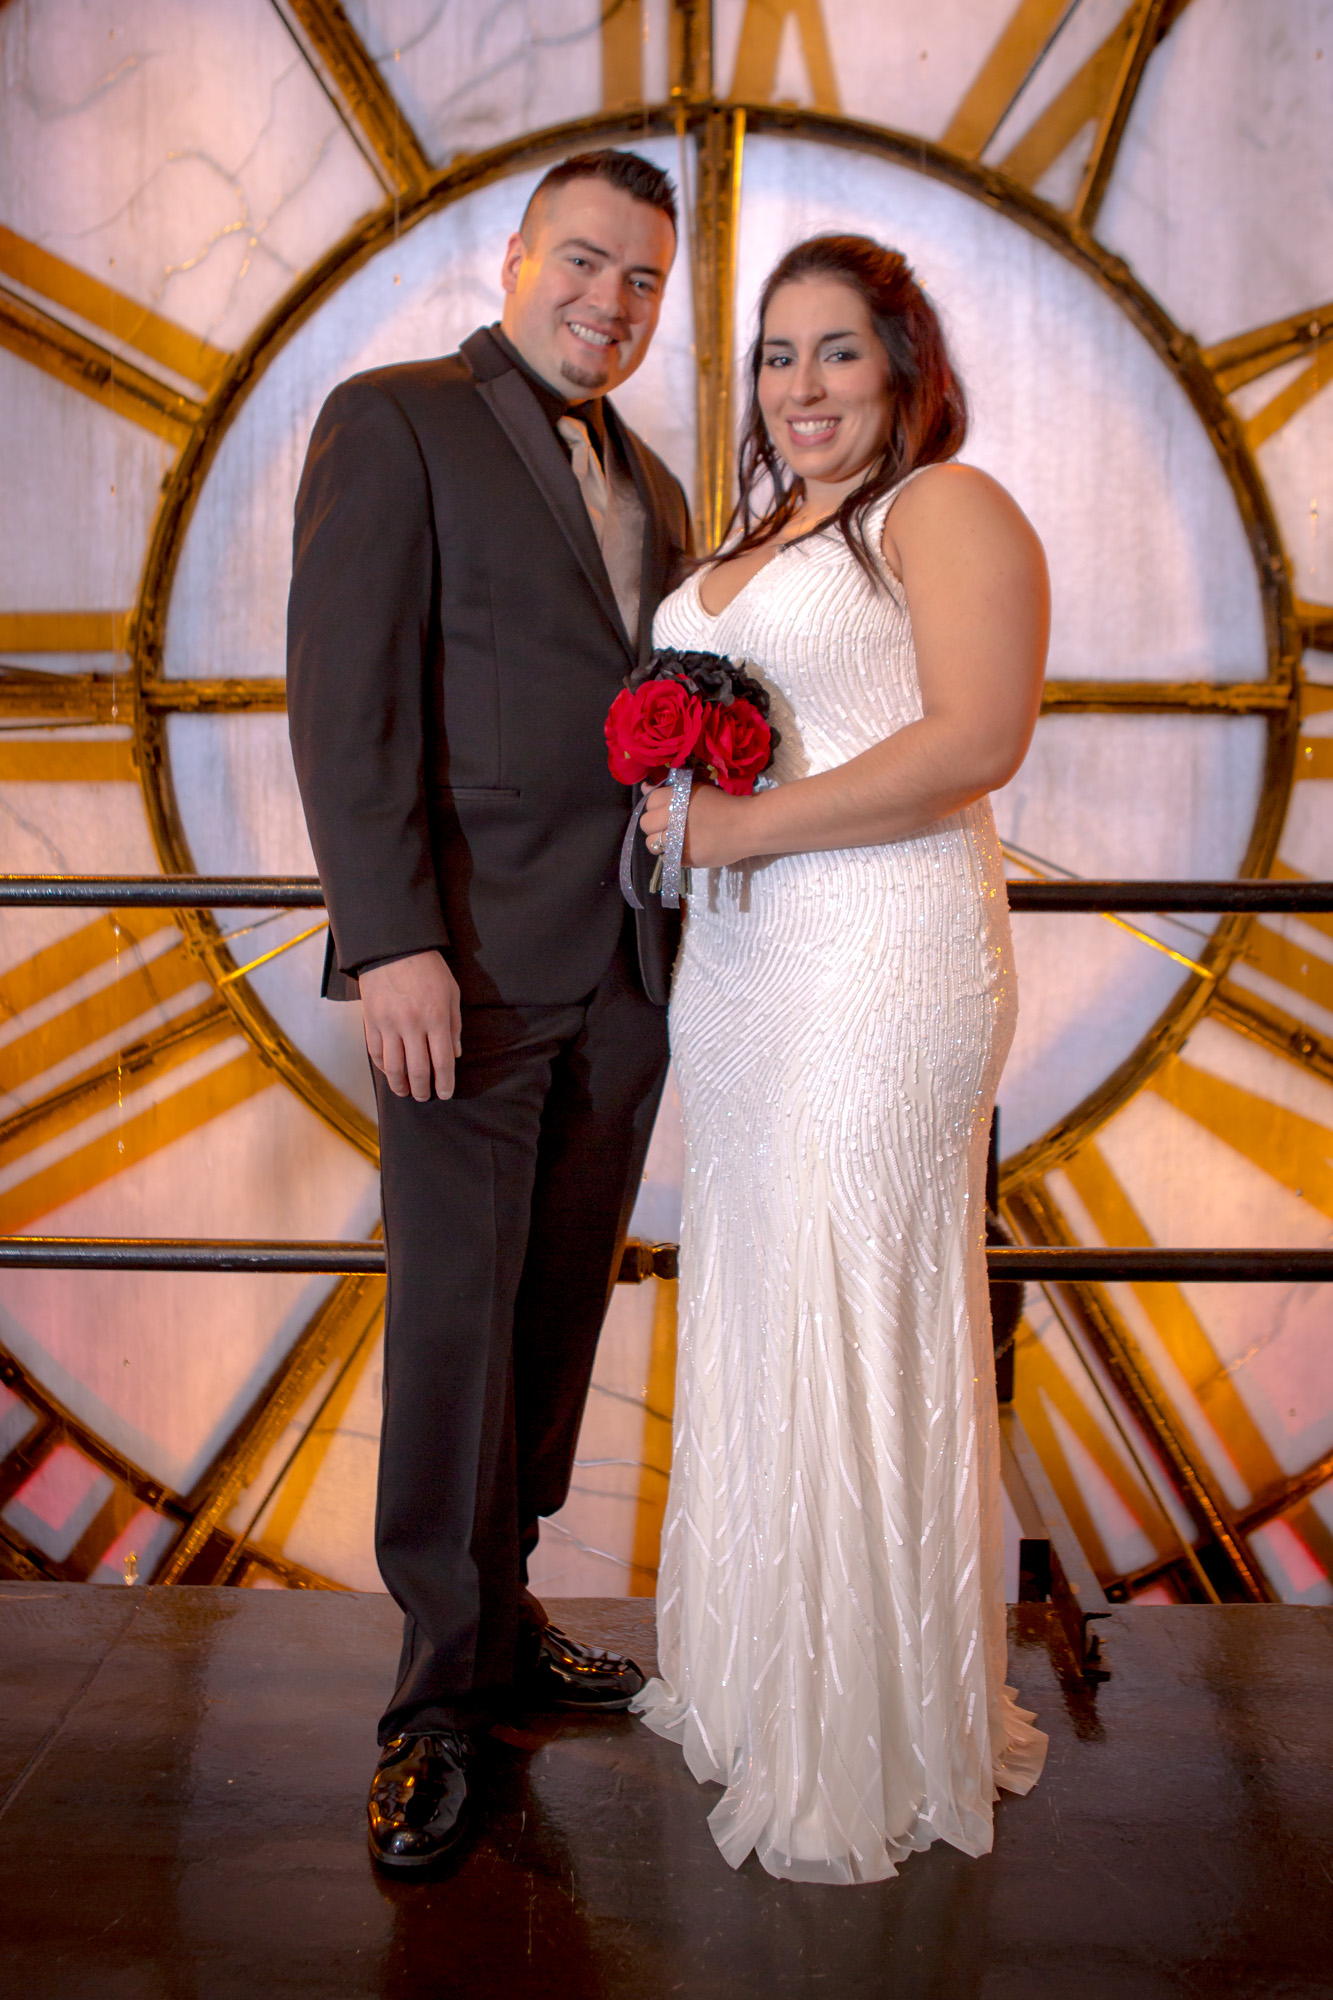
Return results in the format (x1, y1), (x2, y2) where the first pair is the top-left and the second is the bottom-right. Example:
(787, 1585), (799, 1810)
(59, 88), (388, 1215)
(128, 100), (1300, 1188)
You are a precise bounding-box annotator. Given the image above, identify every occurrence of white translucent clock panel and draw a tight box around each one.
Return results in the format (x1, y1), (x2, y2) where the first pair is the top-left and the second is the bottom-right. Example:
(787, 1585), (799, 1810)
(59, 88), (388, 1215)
(1101, 0), (1333, 346)
(0, 0), (381, 357)
(996, 712), (1267, 1155)
(343, 0), (674, 159)
(736, 137), (1266, 683)
(164, 146), (696, 687)
(0, 1071), (378, 1494)
(0, 765), (161, 883)
(0, 354), (170, 639)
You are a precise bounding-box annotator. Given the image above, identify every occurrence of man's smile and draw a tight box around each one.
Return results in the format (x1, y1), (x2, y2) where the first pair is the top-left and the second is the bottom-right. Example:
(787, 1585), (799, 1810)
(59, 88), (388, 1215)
(566, 319), (619, 349)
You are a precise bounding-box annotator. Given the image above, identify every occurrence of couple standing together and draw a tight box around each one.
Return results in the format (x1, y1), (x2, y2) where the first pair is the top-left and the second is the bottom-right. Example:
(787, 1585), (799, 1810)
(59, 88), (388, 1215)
(288, 147), (1049, 1887)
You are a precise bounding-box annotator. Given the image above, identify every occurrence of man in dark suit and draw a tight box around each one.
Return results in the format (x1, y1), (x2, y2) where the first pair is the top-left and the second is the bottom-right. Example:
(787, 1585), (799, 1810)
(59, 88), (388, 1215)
(287, 150), (688, 1871)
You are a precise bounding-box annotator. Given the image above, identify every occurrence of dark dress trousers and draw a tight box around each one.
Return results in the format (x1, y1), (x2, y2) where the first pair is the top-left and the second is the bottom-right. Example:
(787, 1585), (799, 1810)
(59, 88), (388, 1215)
(287, 325), (689, 1737)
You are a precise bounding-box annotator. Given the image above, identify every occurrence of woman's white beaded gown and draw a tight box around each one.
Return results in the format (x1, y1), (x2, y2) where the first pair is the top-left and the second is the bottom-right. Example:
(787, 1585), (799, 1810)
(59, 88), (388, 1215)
(633, 471), (1047, 1885)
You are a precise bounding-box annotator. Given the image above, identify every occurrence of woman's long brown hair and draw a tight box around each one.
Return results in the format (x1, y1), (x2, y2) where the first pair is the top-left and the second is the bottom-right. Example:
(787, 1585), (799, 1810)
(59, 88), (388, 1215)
(721, 234), (967, 584)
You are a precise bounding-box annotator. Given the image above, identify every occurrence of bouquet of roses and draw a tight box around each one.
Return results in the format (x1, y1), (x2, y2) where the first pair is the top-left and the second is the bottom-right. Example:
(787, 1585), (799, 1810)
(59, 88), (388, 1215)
(605, 649), (779, 908)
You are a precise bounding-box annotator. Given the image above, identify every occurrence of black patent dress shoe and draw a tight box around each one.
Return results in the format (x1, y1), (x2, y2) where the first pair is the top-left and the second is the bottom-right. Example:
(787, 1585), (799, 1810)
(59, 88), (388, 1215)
(367, 1729), (476, 1872)
(526, 1622), (646, 1711)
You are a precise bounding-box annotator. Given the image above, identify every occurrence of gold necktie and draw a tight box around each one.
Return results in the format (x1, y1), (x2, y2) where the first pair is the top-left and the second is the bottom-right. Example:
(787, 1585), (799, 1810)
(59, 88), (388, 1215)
(557, 412), (642, 646)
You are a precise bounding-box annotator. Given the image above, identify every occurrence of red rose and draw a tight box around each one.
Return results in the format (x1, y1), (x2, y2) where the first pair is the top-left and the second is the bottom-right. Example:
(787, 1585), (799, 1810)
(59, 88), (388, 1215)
(605, 680), (704, 786)
(698, 697), (771, 795)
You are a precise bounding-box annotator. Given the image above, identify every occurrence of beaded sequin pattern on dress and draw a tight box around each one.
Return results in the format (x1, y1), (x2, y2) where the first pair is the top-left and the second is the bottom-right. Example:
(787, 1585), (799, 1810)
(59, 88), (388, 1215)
(632, 469), (1047, 1885)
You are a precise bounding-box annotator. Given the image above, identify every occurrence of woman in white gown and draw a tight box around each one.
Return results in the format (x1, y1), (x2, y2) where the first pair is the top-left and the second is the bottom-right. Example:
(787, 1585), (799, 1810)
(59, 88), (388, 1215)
(633, 235), (1050, 1884)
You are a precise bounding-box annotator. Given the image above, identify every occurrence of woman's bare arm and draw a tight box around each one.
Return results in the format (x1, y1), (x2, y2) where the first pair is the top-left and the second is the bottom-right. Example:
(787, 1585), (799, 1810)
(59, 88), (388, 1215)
(642, 465), (1049, 865)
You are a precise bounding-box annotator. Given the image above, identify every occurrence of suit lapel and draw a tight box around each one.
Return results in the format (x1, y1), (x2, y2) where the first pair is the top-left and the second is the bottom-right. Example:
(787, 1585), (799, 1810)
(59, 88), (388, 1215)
(609, 406), (671, 666)
(462, 329), (634, 663)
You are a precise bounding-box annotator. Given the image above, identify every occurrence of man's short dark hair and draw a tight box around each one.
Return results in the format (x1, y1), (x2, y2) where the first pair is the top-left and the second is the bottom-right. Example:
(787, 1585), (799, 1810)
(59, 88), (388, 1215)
(521, 149), (678, 240)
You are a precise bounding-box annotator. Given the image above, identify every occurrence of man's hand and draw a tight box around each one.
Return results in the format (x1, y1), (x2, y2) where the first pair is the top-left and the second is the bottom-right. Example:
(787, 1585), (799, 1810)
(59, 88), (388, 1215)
(640, 778), (752, 869)
(359, 951), (462, 1101)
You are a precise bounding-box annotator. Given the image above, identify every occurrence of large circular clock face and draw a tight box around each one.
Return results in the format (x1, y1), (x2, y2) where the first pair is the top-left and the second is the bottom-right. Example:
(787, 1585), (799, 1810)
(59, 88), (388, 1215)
(148, 125), (1286, 1168)
(2, 0), (1331, 1613)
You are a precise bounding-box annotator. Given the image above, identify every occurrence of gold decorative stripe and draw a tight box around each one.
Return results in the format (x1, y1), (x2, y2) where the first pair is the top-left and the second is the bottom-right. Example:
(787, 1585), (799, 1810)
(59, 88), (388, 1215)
(1202, 301), (1333, 396)
(0, 1003), (232, 1169)
(1295, 735), (1333, 781)
(241, 1306), (383, 1564)
(1298, 602), (1333, 653)
(0, 614), (132, 655)
(1040, 678), (1288, 714)
(0, 1047), (275, 1233)
(1059, 1145), (1286, 1530)
(1007, 1171), (1269, 1597)
(280, 0), (433, 193)
(160, 1264), (385, 1583)
(1235, 922), (1333, 1023)
(1070, 0), (1170, 233)
(602, 0), (645, 106)
(999, 6), (1138, 193)
(1013, 1316), (1176, 1580)
(0, 910), (165, 1025)
(728, 0), (841, 112)
(941, 0), (1073, 159)
(1148, 1056), (1333, 1221)
(0, 289), (198, 447)
(1213, 983), (1333, 1089)
(2, 946), (203, 1095)
(0, 227), (228, 393)
(692, 105), (746, 548)
(1244, 346), (1332, 453)
(0, 738), (136, 782)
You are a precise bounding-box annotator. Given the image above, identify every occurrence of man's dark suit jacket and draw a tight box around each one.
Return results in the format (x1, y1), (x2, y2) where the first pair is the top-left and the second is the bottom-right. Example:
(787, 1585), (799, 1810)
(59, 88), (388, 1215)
(287, 325), (689, 1009)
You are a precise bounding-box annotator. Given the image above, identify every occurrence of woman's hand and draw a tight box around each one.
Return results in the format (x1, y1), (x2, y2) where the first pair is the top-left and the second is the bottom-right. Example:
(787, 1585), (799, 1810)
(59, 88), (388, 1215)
(640, 778), (752, 869)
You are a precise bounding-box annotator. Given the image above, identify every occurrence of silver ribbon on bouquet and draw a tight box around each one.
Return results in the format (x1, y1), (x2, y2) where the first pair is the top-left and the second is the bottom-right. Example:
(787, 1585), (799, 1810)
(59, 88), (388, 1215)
(618, 764), (695, 910)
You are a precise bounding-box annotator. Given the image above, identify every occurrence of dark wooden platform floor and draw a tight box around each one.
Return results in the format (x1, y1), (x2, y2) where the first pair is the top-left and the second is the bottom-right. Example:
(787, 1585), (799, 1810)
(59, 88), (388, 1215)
(1, 1586), (1330, 1999)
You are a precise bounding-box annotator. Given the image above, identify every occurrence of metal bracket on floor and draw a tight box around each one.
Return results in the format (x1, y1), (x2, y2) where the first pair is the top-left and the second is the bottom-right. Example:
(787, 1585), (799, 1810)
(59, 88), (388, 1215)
(1000, 1406), (1112, 1679)
(617, 1240), (679, 1283)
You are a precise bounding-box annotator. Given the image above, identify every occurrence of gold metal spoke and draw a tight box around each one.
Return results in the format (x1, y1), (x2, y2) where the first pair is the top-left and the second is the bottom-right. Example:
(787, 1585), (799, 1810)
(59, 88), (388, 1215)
(0, 225), (228, 394)
(1213, 984), (1333, 1092)
(728, 0), (840, 113)
(1004, 1174), (1271, 1599)
(1069, 0), (1171, 233)
(961, 0), (1194, 209)
(1040, 678), (1290, 714)
(141, 678), (288, 713)
(0, 1001), (233, 1166)
(1298, 602), (1333, 652)
(0, 672), (288, 720)
(691, 105), (746, 546)
(0, 286), (199, 446)
(158, 1260), (385, 1584)
(275, 0), (433, 194)
(1202, 301), (1333, 397)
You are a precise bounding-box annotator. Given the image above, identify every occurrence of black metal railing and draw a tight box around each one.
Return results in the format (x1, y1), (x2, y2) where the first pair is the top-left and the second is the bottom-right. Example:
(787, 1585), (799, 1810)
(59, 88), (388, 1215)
(2, 874), (1329, 1282)
(3, 874), (1333, 913)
